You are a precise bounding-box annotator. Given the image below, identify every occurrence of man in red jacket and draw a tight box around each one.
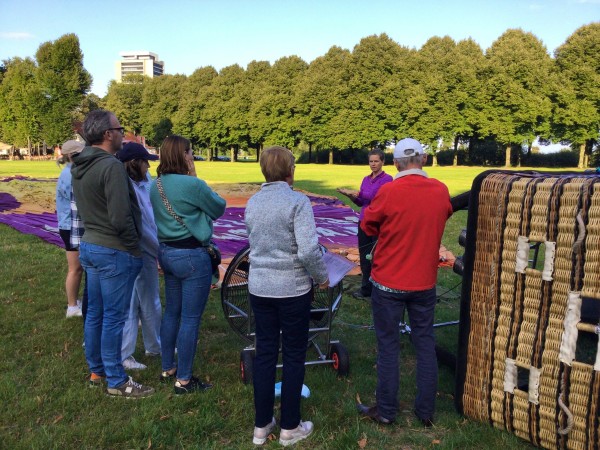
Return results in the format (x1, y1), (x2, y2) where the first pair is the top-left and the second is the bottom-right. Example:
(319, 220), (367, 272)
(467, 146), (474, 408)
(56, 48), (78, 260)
(357, 138), (453, 426)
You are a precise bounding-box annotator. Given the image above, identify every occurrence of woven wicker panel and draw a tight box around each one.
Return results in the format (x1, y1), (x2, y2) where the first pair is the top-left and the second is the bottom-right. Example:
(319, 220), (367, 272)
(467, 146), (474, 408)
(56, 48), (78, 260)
(566, 362), (593, 448)
(538, 178), (585, 449)
(583, 184), (600, 299)
(458, 171), (600, 450)
(463, 174), (518, 422)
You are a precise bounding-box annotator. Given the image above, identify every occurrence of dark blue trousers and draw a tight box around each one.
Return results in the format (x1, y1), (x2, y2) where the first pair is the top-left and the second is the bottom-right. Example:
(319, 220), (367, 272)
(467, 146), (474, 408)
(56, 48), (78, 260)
(250, 290), (312, 430)
(371, 286), (438, 421)
(357, 224), (376, 296)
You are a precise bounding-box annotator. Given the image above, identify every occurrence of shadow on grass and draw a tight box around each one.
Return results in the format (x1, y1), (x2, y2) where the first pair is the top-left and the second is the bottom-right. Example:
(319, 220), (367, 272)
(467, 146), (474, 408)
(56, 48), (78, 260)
(0, 223), (533, 449)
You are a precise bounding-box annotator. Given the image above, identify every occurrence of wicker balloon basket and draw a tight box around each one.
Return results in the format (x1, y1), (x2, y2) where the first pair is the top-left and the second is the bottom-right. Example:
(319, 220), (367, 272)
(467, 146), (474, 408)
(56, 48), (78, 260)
(455, 170), (600, 449)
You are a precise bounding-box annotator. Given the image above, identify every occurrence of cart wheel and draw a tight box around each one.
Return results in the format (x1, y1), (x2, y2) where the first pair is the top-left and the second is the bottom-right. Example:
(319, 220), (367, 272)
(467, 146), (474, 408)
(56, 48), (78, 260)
(328, 343), (350, 377)
(240, 350), (255, 385)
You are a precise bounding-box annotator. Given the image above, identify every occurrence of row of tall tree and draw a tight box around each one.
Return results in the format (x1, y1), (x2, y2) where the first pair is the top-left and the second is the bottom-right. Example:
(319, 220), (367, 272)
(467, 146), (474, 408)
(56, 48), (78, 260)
(1, 25), (599, 166)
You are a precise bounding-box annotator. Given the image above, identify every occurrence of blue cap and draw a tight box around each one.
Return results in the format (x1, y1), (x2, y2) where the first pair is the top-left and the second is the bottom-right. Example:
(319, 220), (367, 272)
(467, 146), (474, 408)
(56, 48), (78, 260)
(117, 142), (159, 163)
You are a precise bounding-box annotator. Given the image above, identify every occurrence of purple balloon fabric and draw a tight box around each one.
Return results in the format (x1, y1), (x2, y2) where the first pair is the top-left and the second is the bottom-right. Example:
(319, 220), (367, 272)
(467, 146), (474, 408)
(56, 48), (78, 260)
(0, 192), (21, 212)
(0, 181), (359, 257)
(213, 196), (359, 257)
(0, 211), (63, 247)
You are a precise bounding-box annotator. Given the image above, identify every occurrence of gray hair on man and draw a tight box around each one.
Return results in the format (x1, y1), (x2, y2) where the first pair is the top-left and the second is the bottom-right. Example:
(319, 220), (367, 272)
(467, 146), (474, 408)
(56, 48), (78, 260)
(82, 110), (114, 145)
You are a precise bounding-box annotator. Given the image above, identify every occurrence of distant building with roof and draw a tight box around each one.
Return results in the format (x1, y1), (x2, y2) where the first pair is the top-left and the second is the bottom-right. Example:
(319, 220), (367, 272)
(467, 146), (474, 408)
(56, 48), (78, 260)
(115, 51), (164, 82)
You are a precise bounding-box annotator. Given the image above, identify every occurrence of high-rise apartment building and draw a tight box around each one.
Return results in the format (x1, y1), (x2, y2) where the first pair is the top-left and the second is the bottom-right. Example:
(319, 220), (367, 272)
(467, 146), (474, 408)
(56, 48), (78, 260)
(115, 51), (164, 82)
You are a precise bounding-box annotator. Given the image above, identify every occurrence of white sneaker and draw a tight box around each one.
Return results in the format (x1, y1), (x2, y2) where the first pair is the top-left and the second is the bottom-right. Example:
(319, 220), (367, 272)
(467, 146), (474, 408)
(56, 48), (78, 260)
(279, 420), (313, 446)
(253, 417), (276, 445)
(122, 356), (147, 370)
(66, 305), (82, 318)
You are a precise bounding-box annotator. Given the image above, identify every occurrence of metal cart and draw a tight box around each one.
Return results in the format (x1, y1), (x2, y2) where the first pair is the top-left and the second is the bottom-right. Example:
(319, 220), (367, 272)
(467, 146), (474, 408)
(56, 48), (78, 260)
(220, 244), (350, 384)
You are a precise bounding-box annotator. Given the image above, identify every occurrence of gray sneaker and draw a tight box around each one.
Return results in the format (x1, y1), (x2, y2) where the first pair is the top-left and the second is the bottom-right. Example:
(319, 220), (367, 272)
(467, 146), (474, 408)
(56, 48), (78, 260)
(253, 417), (276, 445)
(106, 376), (154, 398)
(279, 420), (313, 446)
(122, 356), (147, 370)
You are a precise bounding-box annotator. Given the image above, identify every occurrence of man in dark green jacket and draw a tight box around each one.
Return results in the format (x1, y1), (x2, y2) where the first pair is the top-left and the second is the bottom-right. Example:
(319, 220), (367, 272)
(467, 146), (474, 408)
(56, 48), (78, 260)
(72, 109), (154, 398)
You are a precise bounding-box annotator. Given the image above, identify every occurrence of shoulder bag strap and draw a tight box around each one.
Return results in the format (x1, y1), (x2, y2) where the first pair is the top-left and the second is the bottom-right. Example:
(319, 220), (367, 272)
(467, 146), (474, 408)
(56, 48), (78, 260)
(156, 176), (186, 228)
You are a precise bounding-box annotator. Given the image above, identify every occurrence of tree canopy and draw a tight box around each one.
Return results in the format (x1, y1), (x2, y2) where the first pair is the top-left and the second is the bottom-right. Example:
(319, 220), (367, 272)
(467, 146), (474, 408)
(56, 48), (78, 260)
(1, 25), (598, 166)
(0, 34), (90, 151)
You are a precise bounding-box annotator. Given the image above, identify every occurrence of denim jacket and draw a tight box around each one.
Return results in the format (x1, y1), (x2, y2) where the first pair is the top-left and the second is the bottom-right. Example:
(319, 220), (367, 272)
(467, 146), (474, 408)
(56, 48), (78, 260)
(56, 164), (73, 230)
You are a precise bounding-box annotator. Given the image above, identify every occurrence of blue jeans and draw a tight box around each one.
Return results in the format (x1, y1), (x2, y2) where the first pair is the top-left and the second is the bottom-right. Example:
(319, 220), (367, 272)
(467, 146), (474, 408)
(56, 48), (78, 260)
(250, 290), (312, 430)
(371, 286), (438, 421)
(79, 242), (142, 388)
(159, 244), (212, 381)
(122, 252), (162, 359)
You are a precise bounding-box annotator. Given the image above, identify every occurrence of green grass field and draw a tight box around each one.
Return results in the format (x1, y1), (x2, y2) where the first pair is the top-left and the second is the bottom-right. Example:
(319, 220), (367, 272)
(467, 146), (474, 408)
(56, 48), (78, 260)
(0, 159), (481, 195)
(0, 161), (549, 449)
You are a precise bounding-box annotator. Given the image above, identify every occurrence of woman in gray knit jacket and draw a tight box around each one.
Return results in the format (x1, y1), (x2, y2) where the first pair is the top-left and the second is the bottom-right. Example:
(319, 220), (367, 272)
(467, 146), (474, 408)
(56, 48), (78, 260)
(245, 146), (329, 447)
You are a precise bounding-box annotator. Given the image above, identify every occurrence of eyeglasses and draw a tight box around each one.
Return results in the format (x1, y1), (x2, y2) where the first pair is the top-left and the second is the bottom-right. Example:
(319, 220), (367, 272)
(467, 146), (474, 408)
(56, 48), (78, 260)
(106, 127), (125, 135)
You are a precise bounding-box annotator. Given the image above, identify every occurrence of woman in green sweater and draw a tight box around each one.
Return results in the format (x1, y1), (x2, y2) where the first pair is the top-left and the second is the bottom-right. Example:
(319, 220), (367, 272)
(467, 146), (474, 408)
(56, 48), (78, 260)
(149, 135), (226, 394)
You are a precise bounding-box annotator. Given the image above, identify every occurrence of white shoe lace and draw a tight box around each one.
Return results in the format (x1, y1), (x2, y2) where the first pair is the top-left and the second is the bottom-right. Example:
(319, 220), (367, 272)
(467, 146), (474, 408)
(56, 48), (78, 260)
(127, 377), (143, 389)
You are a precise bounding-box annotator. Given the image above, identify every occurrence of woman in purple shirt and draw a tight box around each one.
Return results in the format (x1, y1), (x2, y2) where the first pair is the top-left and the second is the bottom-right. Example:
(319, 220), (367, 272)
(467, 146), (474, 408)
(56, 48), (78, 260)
(337, 149), (392, 300)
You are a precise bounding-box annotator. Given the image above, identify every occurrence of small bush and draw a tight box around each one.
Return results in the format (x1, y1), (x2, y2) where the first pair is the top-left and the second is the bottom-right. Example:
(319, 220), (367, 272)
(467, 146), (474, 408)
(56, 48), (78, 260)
(297, 148), (395, 165)
(524, 150), (579, 168)
(435, 149), (468, 166)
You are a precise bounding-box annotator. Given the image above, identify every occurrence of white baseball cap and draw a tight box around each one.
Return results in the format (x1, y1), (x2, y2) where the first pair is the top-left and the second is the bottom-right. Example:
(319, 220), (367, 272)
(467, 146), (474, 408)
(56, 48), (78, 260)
(393, 138), (424, 158)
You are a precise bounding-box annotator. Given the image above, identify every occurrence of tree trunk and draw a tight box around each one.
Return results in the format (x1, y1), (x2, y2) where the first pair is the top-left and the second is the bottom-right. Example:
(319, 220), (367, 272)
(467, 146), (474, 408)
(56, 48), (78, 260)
(432, 153), (438, 167)
(257, 144), (262, 163)
(467, 137), (473, 164)
(230, 146), (235, 162)
(505, 145), (511, 167)
(578, 143), (586, 169)
(328, 149), (333, 165)
(308, 143), (312, 163)
(453, 136), (459, 166)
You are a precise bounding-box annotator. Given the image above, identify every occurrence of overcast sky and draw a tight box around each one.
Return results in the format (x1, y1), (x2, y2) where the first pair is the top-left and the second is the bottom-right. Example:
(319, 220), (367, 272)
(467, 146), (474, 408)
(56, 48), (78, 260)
(1, 0), (598, 97)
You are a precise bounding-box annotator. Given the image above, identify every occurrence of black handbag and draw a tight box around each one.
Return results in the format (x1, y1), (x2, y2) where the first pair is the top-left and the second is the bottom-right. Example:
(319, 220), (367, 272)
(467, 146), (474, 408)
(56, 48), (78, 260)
(156, 176), (221, 274)
(205, 241), (221, 273)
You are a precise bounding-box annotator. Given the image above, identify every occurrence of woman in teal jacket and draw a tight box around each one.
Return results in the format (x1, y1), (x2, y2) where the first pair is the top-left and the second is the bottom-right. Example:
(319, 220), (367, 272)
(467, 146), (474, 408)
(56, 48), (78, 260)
(150, 135), (226, 395)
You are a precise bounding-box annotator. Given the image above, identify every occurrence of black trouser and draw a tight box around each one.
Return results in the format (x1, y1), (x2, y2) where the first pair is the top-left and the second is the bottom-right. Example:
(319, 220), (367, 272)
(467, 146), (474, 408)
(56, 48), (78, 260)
(357, 223), (376, 296)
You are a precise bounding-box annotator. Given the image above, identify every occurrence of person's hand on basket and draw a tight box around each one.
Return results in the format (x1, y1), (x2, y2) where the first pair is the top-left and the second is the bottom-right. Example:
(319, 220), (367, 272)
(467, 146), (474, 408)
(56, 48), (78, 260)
(318, 277), (330, 290)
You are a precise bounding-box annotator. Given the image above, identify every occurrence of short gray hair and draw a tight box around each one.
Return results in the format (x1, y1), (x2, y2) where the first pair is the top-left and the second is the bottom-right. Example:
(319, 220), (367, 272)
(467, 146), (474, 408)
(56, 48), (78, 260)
(394, 154), (424, 170)
(83, 110), (113, 145)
